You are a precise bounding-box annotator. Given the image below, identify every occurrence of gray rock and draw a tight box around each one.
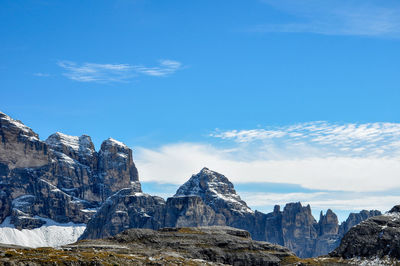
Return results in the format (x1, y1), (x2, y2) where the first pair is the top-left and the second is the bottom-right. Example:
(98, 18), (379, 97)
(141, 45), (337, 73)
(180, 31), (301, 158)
(0, 226), (296, 265)
(331, 205), (400, 259)
(0, 112), (141, 228)
(164, 195), (224, 227)
(106, 226), (295, 266)
(338, 209), (382, 236)
(80, 188), (165, 239)
(81, 167), (381, 259)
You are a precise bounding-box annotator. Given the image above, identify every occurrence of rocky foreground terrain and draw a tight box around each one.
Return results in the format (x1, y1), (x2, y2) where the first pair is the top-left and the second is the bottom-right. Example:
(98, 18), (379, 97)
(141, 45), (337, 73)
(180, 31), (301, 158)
(0, 226), (296, 265)
(0, 226), (387, 266)
(2, 226), (400, 266)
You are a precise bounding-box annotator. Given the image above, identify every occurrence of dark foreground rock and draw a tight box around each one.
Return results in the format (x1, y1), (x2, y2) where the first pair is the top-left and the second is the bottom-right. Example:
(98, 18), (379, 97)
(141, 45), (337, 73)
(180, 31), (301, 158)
(331, 205), (400, 260)
(0, 226), (299, 266)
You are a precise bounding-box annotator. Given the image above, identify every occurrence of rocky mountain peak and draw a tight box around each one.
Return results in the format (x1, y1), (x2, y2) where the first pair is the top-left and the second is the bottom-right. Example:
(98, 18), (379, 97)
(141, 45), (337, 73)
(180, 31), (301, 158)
(318, 209), (339, 236)
(0, 112), (39, 141)
(46, 132), (96, 158)
(98, 137), (141, 195)
(102, 137), (128, 149)
(174, 167), (253, 214)
(0, 112), (48, 170)
(389, 205), (400, 213)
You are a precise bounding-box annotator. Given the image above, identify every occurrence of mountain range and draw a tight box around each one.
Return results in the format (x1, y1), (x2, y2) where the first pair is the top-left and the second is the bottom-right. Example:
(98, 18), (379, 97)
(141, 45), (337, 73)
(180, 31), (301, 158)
(0, 111), (382, 258)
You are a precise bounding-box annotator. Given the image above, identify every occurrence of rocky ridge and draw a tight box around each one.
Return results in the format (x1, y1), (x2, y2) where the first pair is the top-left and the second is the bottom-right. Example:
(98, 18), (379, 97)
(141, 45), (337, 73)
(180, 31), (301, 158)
(82, 167), (381, 258)
(0, 112), (383, 258)
(0, 111), (140, 228)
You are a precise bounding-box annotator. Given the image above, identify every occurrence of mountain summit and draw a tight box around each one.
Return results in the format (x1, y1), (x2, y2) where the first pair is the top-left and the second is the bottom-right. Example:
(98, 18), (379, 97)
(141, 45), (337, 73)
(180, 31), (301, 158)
(175, 167), (253, 214)
(0, 111), (141, 235)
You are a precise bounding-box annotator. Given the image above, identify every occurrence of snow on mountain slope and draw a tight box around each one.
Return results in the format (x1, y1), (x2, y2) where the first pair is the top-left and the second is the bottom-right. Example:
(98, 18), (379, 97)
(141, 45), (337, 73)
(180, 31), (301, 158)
(175, 167), (254, 214)
(0, 217), (85, 248)
(46, 132), (95, 157)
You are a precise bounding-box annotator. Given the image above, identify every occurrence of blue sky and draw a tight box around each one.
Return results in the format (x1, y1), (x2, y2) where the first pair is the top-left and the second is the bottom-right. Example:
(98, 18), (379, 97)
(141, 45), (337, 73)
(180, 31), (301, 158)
(1, 0), (400, 221)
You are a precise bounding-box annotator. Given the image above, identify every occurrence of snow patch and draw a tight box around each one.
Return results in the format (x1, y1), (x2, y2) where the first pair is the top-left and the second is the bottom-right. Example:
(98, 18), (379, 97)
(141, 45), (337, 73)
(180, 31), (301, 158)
(46, 133), (94, 157)
(0, 216), (85, 248)
(103, 138), (128, 148)
(12, 195), (35, 209)
(383, 212), (400, 220)
(348, 256), (400, 265)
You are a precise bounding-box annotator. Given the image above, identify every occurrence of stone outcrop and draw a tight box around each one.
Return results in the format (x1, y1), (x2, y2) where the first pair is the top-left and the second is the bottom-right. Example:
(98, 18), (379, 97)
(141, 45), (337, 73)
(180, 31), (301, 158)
(0, 112), (140, 227)
(0, 227), (296, 266)
(164, 195), (223, 227)
(331, 205), (400, 260)
(80, 188), (165, 239)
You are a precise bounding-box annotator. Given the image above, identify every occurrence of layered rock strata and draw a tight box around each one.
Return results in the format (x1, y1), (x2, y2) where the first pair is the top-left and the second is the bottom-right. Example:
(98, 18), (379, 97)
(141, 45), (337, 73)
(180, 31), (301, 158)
(0, 112), (140, 227)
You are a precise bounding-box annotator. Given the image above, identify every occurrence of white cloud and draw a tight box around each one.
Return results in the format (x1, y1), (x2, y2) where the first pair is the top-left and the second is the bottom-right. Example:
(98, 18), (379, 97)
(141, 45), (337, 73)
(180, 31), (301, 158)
(58, 59), (182, 82)
(241, 192), (400, 212)
(211, 121), (400, 157)
(135, 142), (400, 192)
(255, 0), (400, 37)
(134, 121), (400, 213)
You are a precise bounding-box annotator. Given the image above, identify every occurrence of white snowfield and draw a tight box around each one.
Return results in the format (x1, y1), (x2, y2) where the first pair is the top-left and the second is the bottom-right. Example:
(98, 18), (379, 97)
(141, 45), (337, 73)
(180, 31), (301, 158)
(0, 216), (86, 248)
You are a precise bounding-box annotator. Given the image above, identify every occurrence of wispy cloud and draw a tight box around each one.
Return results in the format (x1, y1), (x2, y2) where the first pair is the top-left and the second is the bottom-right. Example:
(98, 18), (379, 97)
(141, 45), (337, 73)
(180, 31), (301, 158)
(255, 0), (400, 37)
(58, 61), (134, 82)
(33, 72), (50, 77)
(211, 121), (400, 157)
(133, 60), (182, 77)
(58, 59), (182, 83)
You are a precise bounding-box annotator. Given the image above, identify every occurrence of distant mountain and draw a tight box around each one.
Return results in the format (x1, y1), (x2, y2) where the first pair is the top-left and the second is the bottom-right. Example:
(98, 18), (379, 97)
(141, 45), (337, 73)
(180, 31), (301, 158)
(81, 167), (381, 258)
(0, 111), (382, 257)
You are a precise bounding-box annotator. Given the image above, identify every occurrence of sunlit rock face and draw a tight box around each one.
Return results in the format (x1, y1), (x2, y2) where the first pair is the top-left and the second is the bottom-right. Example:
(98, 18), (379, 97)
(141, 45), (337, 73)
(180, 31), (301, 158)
(0, 111), (141, 228)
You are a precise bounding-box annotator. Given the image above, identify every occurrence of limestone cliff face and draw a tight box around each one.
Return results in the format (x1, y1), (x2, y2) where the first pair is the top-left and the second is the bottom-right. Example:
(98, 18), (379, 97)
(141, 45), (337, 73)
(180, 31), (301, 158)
(98, 138), (140, 200)
(280, 203), (318, 258)
(164, 196), (223, 227)
(313, 209), (341, 257)
(80, 188), (165, 239)
(0, 112), (141, 227)
(0, 112), (48, 170)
